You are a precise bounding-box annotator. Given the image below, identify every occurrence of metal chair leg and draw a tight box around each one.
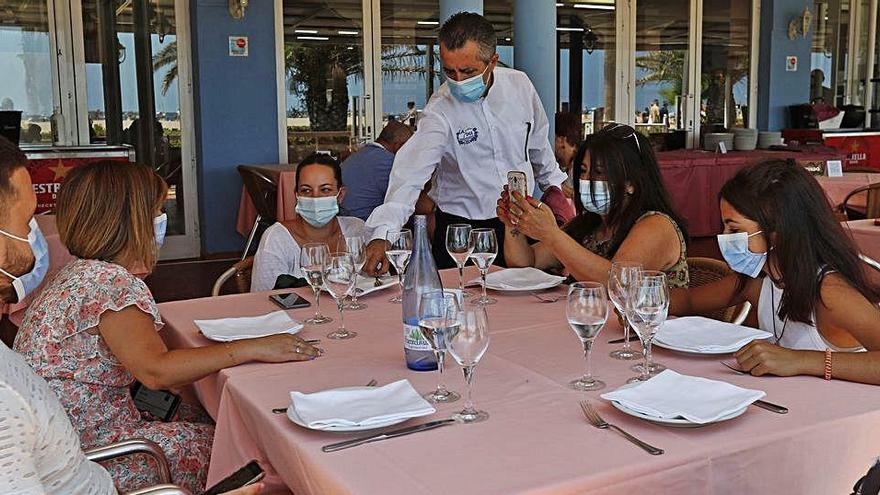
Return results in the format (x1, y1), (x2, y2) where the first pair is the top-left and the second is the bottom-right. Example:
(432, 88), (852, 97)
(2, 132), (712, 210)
(83, 438), (172, 484)
(242, 213), (261, 261)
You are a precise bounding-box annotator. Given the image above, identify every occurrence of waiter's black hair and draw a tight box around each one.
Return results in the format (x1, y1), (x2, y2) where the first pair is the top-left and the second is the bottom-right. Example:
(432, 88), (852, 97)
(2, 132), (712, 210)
(439, 12), (497, 63)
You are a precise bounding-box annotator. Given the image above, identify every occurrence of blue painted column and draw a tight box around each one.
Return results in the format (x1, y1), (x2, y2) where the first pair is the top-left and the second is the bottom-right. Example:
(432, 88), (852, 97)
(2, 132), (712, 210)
(191, 0), (281, 254)
(756, 0), (814, 130)
(514, 0), (557, 138)
(440, 0), (483, 24)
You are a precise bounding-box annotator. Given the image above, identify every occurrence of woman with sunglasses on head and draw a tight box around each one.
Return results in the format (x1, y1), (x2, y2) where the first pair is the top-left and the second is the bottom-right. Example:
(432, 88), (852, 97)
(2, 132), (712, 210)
(496, 123), (689, 288)
(251, 153), (364, 291)
(671, 160), (880, 384)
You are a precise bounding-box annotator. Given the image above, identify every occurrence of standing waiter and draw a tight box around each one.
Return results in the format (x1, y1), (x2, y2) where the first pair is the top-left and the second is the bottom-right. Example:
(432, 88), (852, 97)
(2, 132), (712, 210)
(363, 11), (567, 274)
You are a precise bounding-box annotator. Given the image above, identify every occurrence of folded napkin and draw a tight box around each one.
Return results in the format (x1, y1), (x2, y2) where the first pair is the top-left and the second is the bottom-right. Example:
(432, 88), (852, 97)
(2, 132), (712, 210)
(601, 370), (765, 424)
(655, 317), (772, 352)
(468, 267), (564, 290)
(290, 379), (436, 429)
(345, 275), (397, 297)
(194, 310), (303, 342)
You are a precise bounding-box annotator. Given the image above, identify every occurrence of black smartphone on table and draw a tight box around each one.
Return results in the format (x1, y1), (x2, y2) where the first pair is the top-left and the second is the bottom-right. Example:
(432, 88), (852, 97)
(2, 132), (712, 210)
(202, 460), (264, 495)
(131, 382), (181, 422)
(269, 292), (311, 310)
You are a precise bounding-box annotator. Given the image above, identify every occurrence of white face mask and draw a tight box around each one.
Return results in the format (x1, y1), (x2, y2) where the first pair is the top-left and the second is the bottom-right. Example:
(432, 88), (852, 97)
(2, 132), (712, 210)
(579, 179), (611, 215)
(0, 218), (49, 302)
(295, 194), (339, 227)
(717, 230), (767, 278)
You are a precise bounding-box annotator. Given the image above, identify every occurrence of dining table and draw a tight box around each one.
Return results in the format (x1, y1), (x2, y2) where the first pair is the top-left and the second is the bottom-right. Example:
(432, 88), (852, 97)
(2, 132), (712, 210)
(158, 266), (880, 495)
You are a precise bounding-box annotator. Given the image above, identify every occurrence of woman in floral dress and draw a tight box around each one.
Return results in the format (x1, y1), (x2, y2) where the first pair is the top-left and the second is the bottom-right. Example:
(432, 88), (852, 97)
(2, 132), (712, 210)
(14, 161), (320, 493)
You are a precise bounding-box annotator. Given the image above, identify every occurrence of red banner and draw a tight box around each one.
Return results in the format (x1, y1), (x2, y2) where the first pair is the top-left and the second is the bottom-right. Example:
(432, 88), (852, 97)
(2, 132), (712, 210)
(29, 157), (128, 213)
(823, 133), (880, 170)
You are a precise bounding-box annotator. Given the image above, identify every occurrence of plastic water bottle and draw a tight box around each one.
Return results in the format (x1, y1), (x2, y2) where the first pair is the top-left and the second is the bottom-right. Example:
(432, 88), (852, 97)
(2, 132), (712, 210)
(402, 215), (440, 371)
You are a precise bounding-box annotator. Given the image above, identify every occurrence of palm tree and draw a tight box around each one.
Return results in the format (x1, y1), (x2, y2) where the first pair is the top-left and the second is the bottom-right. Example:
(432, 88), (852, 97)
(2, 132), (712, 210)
(153, 41), (178, 96)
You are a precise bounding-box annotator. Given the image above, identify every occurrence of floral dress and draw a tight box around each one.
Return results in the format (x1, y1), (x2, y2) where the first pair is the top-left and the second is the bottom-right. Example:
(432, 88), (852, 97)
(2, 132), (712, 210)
(13, 258), (213, 493)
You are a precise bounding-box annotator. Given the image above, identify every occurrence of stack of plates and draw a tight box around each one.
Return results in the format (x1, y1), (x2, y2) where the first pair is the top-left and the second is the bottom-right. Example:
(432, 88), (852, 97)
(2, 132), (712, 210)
(732, 128), (758, 150)
(703, 133), (734, 152)
(758, 131), (783, 149)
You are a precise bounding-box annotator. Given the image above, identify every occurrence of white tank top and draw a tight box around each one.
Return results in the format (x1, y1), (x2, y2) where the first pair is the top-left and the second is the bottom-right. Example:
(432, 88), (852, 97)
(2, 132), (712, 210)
(757, 276), (863, 352)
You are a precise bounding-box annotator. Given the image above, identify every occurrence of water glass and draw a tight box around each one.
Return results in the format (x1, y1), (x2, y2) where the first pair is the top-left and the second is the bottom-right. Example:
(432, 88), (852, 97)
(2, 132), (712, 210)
(627, 271), (670, 383)
(448, 303), (490, 423)
(446, 224), (472, 291)
(323, 252), (357, 339)
(418, 290), (461, 403)
(567, 282), (608, 391)
(339, 235), (367, 310)
(608, 261), (642, 360)
(467, 228), (497, 306)
(300, 243), (332, 325)
(385, 229), (413, 303)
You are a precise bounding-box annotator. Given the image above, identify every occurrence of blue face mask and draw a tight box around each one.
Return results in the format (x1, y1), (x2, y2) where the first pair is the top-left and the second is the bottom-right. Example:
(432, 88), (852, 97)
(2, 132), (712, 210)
(296, 195), (339, 227)
(448, 65), (490, 103)
(0, 218), (49, 302)
(717, 230), (767, 278)
(579, 179), (611, 215)
(154, 213), (168, 248)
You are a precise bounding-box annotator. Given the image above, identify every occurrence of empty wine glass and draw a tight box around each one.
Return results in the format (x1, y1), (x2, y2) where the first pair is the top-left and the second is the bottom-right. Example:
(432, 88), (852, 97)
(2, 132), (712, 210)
(385, 229), (413, 303)
(418, 290), (461, 403)
(446, 224), (472, 292)
(300, 243), (332, 325)
(627, 271), (670, 383)
(324, 252), (357, 339)
(567, 282), (608, 391)
(339, 235), (367, 310)
(608, 261), (642, 360)
(448, 303), (490, 423)
(468, 228), (497, 306)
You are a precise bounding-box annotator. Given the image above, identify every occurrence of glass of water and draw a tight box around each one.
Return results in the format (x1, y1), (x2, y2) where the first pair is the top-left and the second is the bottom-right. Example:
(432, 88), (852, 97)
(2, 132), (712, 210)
(385, 229), (413, 304)
(608, 261), (642, 360)
(323, 252), (357, 340)
(567, 282), (608, 391)
(418, 290), (461, 403)
(300, 243), (332, 325)
(628, 271), (669, 383)
(448, 303), (491, 423)
(467, 228), (497, 306)
(446, 224), (472, 292)
(339, 235), (367, 310)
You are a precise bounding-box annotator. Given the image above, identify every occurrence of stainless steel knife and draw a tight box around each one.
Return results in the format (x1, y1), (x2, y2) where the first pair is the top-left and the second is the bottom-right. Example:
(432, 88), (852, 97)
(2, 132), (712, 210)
(322, 419), (456, 453)
(752, 399), (789, 414)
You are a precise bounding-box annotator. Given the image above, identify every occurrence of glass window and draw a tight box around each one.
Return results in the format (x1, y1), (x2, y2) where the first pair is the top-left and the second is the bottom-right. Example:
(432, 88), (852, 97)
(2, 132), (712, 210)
(701, 0), (752, 129)
(0, 0), (58, 145)
(812, 0), (840, 105)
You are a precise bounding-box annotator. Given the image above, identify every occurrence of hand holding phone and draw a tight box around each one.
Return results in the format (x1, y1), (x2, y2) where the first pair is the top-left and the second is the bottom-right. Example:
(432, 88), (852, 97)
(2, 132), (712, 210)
(507, 171), (528, 236)
(202, 460), (265, 495)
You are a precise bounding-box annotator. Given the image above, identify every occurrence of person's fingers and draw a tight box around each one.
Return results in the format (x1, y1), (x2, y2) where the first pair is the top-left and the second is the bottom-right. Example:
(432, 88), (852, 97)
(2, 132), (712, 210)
(749, 362), (770, 377)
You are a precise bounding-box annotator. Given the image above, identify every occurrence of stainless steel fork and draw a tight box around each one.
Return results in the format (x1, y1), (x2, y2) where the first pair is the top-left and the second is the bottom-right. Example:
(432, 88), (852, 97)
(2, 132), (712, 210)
(579, 400), (664, 455)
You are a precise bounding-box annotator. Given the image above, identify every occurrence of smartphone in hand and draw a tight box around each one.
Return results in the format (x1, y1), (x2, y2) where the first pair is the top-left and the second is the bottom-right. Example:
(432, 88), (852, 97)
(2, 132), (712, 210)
(202, 460), (265, 495)
(507, 170), (528, 236)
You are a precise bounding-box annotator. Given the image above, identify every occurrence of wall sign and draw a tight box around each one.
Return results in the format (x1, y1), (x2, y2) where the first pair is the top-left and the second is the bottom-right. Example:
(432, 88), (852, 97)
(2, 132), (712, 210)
(786, 56), (798, 72)
(229, 36), (249, 57)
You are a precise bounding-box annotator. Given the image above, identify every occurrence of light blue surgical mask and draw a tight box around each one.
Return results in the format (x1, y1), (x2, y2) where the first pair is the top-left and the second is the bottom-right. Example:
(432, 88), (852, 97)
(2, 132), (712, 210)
(296, 195), (339, 227)
(447, 65), (490, 103)
(0, 217), (49, 302)
(717, 230), (767, 278)
(579, 179), (611, 215)
(154, 213), (168, 248)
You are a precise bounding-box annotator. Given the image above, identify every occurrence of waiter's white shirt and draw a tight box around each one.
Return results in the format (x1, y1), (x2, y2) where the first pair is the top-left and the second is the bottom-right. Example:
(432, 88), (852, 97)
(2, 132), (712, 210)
(365, 67), (567, 240)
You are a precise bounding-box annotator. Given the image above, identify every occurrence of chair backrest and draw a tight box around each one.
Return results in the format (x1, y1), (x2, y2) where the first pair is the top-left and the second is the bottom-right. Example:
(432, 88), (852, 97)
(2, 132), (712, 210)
(211, 256), (254, 296)
(842, 182), (880, 219)
(238, 166), (279, 223)
(686, 257), (749, 323)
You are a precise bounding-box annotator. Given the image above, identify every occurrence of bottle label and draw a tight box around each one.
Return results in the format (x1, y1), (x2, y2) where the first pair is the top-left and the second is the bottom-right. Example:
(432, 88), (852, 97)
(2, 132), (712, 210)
(404, 324), (432, 352)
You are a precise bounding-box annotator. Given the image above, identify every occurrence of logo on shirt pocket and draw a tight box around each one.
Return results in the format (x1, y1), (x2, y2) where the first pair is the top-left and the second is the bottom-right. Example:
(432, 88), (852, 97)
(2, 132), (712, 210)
(456, 127), (479, 145)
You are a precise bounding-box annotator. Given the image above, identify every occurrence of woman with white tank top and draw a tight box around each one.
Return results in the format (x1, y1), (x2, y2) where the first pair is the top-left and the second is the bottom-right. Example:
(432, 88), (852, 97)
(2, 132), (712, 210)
(671, 160), (880, 385)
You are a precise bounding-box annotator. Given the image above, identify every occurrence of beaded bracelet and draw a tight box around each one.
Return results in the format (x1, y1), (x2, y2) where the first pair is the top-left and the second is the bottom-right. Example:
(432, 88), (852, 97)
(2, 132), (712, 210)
(824, 348), (833, 380)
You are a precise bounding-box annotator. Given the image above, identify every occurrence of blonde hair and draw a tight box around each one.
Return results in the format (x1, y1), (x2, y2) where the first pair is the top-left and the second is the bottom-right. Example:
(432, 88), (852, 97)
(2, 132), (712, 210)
(57, 161), (167, 269)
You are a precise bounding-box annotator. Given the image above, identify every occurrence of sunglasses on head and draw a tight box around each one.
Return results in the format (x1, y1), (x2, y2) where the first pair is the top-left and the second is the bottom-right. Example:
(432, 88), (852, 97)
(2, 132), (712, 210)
(600, 123), (642, 153)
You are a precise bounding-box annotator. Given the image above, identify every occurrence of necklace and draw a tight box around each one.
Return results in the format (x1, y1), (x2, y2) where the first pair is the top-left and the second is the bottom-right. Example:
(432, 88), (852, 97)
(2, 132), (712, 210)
(769, 282), (788, 345)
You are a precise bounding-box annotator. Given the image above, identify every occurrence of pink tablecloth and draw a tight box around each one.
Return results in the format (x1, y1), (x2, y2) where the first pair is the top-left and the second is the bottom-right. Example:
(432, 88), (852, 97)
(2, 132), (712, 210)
(846, 219), (880, 260)
(816, 173), (880, 211)
(235, 164), (298, 236)
(159, 267), (880, 495)
(0, 215), (74, 325)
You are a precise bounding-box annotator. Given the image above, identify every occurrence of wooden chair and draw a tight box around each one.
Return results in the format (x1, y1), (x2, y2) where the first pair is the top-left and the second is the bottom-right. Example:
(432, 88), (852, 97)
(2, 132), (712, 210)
(686, 257), (751, 324)
(238, 166), (279, 260)
(211, 257), (254, 296)
(839, 182), (880, 220)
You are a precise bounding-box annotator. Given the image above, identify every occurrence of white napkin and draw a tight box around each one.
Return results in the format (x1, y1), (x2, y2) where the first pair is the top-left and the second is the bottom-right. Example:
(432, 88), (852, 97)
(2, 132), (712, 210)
(194, 310), (303, 342)
(333, 275), (396, 297)
(468, 267), (564, 290)
(290, 379), (436, 428)
(601, 370), (765, 424)
(655, 317), (772, 352)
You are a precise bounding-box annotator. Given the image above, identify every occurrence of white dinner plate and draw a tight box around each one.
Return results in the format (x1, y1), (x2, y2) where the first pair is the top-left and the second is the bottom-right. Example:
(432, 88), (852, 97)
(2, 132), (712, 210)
(609, 400), (747, 427)
(321, 275), (397, 298)
(652, 339), (740, 355)
(484, 279), (563, 292)
(285, 386), (412, 432)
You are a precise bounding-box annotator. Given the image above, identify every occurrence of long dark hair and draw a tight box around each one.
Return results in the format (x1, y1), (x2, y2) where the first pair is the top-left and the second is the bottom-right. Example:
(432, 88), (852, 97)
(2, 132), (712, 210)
(720, 159), (880, 323)
(568, 124), (687, 256)
(295, 152), (343, 187)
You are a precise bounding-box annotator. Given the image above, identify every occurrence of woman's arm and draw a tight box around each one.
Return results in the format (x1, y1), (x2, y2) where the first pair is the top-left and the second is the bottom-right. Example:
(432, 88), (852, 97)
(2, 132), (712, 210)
(497, 188), (558, 270)
(99, 306), (319, 390)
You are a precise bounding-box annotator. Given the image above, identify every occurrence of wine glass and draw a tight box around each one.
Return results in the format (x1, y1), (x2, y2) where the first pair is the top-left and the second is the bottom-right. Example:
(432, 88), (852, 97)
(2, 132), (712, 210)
(385, 229), (413, 303)
(338, 235), (367, 310)
(418, 290), (461, 403)
(608, 261), (642, 360)
(567, 282), (608, 391)
(627, 271), (670, 383)
(448, 303), (490, 423)
(467, 228), (497, 306)
(300, 243), (332, 325)
(446, 224), (472, 292)
(323, 252), (357, 340)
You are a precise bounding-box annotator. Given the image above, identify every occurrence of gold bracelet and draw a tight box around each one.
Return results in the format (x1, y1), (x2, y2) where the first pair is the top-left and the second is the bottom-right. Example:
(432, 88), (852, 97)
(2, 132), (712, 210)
(824, 348), (833, 381)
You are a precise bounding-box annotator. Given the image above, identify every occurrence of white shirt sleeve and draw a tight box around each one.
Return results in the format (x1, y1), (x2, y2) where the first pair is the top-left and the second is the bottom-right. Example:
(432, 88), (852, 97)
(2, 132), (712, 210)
(0, 386), (46, 495)
(364, 109), (449, 241)
(251, 223), (301, 292)
(526, 79), (568, 191)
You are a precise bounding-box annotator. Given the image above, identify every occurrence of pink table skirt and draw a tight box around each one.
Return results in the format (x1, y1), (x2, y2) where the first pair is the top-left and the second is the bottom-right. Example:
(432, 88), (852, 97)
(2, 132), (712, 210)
(816, 173), (880, 211)
(159, 267), (880, 494)
(235, 165), (298, 237)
